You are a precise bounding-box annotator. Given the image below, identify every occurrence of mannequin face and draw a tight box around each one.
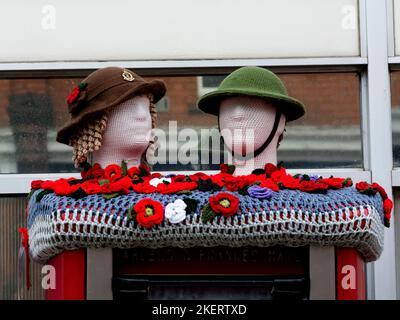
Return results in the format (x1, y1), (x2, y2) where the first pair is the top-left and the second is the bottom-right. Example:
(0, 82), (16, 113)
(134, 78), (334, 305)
(219, 96), (285, 157)
(100, 95), (152, 157)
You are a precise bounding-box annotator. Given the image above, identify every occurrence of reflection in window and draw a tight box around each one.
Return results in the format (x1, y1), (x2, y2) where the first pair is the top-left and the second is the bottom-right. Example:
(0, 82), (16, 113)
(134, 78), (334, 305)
(391, 71), (400, 166)
(0, 71), (362, 173)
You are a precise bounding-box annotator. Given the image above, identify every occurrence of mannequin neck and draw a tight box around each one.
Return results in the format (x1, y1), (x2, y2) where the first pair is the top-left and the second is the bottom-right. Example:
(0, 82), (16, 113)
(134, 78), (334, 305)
(91, 147), (142, 168)
(232, 143), (278, 176)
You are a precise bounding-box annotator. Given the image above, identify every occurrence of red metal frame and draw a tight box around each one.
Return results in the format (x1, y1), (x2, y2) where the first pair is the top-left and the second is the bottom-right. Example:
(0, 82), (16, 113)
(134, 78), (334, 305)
(45, 247), (367, 300)
(45, 249), (86, 300)
(336, 247), (366, 300)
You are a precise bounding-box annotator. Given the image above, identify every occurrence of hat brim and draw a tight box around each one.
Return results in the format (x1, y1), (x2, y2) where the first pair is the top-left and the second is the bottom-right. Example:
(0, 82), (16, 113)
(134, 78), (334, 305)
(197, 88), (305, 122)
(56, 80), (166, 145)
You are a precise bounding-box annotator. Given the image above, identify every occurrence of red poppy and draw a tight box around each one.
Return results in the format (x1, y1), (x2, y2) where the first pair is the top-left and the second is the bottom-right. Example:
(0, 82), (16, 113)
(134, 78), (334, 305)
(139, 164), (151, 176)
(104, 164), (122, 182)
(224, 176), (243, 192)
(134, 198), (164, 229)
(383, 198), (393, 221)
(81, 181), (102, 194)
(158, 181), (197, 194)
(131, 182), (157, 194)
(31, 180), (43, 189)
(53, 180), (79, 196)
(220, 164), (229, 173)
(275, 175), (299, 190)
(209, 192), (240, 217)
(67, 87), (80, 104)
(264, 163), (278, 176)
(299, 180), (329, 193)
(270, 167), (287, 183)
(81, 163), (104, 179)
(150, 172), (162, 179)
(128, 167), (141, 180)
(319, 177), (346, 189)
(258, 178), (279, 192)
(356, 181), (370, 192)
(209, 173), (230, 187)
(371, 182), (388, 200)
(188, 172), (210, 182)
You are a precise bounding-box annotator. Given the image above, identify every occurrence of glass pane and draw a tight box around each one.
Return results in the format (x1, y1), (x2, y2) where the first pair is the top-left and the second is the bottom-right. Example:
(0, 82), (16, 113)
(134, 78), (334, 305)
(0, 71), (361, 173)
(392, 71), (400, 166)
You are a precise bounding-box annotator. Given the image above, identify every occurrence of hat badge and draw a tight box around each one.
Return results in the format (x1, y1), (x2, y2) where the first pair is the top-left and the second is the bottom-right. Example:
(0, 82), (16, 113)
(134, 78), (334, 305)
(122, 69), (135, 82)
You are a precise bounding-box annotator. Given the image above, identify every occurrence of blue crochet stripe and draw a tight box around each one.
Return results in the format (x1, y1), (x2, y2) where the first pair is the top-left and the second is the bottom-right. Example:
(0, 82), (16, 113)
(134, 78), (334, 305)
(27, 187), (384, 229)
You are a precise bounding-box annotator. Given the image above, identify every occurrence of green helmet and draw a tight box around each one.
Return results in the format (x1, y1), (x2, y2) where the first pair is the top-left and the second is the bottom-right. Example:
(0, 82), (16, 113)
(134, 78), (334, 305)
(197, 66), (305, 121)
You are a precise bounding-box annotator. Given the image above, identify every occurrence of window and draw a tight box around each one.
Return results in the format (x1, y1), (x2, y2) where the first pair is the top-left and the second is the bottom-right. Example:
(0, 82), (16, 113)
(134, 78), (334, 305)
(392, 71), (400, 166)
(0, 71), (362, 173)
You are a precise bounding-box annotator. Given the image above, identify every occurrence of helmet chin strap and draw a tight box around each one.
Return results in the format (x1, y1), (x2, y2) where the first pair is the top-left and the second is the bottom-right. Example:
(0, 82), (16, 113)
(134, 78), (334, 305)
(218, 110), (282, 161)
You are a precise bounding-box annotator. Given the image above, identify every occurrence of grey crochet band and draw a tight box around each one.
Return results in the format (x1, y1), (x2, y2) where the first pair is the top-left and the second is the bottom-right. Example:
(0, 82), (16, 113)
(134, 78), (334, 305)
(27, 187), (385, 263)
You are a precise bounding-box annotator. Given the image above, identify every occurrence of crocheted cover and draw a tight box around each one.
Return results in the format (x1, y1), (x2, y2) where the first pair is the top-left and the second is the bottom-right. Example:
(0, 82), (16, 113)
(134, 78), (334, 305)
(27, 187), (384, 263)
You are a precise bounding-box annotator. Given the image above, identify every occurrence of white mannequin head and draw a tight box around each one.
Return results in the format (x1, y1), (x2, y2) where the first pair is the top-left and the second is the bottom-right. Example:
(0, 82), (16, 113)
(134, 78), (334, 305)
(90, 95), (153, 168)
(219, 96), (286, 175)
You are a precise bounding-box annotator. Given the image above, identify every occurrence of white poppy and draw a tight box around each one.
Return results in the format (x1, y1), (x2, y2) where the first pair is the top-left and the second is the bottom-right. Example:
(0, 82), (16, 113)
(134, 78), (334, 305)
(149, 177), (172, 187)
(165, 199), (187, 224)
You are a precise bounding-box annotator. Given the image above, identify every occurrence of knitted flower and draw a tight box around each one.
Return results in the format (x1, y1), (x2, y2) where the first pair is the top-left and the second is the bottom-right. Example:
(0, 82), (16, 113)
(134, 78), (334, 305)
(247, 185), (274, 199)
(81, 163), (105, 179)
(209, 192), (239, 217)
(149, 177), (172, 187)
(356, 181), (376, 195)
(134, 198), (164, 229)
(319, 177), (347, 189)
(31, 180), (44, 189)
(165, 199), (187, 224)
(299, 180), (329, 193)
(104, 164), (122, 182)
(383, 198), (393, 227)
(264, 163), (278, 177)
(128, 167), (141, 180)
(67, 82), (88, 113)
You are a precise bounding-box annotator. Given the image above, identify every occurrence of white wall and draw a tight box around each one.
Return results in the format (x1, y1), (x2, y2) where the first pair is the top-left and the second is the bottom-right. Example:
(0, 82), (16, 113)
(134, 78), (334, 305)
(395, 0), (400, 55)
(0, 0), (359, 62)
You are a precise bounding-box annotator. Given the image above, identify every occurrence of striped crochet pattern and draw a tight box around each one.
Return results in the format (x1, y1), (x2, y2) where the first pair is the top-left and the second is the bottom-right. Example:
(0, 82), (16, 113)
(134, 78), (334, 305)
(27, 187), (384, 263)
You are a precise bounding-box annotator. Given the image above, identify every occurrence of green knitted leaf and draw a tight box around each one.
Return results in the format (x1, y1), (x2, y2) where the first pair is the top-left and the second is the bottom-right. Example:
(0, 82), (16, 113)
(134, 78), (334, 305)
(131, 178), (144, 184)
(227, 164), (236, 174)
(139, 166), (149, 177)
(343, 178), (353, 187)
(201, 204), (217, 223)
(277, 161), (285, 169)
(384, 217), (390, 228)
(238, 185), (249, 196)
(98, 179), (110, 186)
(251, 168), (265, 175)
(78, 82), (88, 90)
(176, 190), (192, 195)
(127, 206), (137, 223)
(301, 174), (310, 181)
(102, 192), (119, 200)
(182, 198), (198, 214)
(35, 190), (53, 203)
(121, 160), (128, 177)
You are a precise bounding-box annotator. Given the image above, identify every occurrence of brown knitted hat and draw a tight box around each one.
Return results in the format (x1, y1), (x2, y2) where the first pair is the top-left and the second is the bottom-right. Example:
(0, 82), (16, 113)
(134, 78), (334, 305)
(56, 67), (166, 145)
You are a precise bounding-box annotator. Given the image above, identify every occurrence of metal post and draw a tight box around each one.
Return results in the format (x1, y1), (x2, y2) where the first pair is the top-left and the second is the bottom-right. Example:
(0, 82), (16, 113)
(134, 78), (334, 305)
(364, 0), (397, 300)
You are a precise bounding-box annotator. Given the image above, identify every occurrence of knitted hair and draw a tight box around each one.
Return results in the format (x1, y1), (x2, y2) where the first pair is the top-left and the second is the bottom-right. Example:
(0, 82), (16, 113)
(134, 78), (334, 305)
(70, 95), (157, 168)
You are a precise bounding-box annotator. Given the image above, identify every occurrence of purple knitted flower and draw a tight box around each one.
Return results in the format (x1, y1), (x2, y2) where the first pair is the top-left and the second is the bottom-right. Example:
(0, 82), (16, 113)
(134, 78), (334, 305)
(247, 185), (274, 199)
